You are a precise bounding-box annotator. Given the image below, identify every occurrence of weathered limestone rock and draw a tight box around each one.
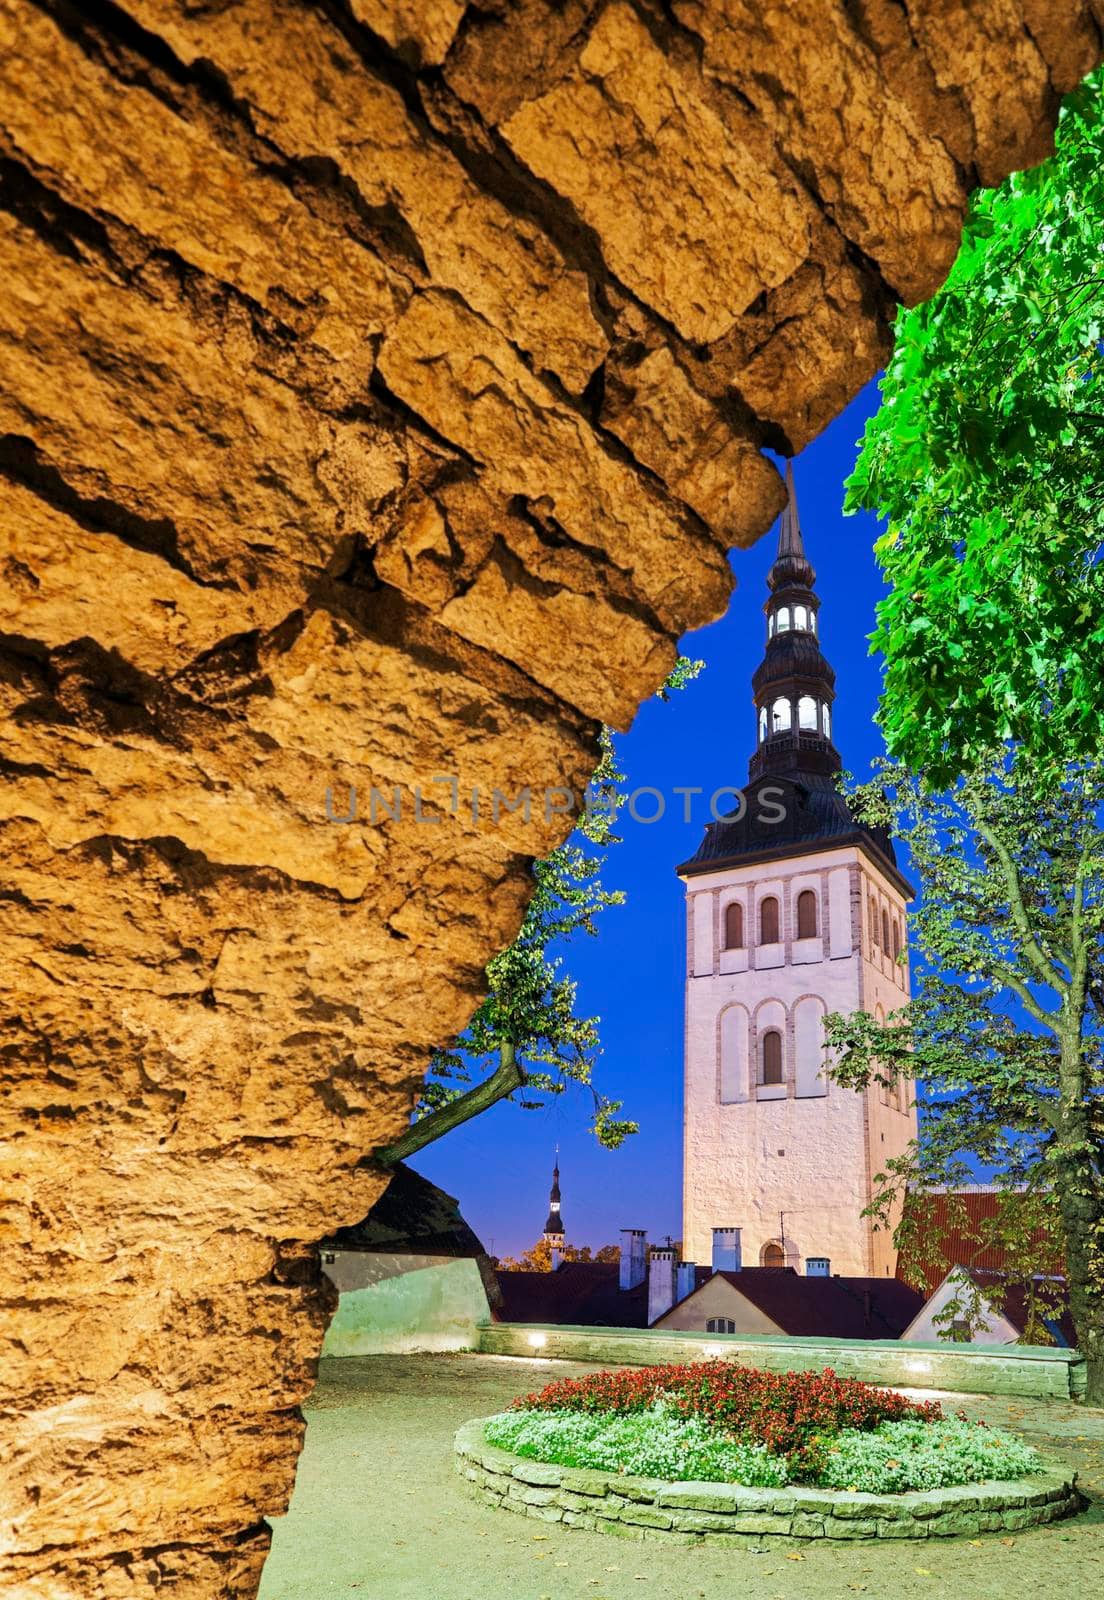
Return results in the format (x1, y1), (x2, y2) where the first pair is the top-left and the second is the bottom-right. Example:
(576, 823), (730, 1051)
(1, 1), (1100, 1594)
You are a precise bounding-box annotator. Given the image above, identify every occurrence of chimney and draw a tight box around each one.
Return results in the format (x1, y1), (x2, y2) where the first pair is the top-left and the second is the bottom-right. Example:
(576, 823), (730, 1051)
(711, 1227), (742, 1274)
(676, 1261), (697, 1303)
(806, 1256), (831, 1277)
(619, 1228), (647, 1291)
(647, 1247), (678, 1324)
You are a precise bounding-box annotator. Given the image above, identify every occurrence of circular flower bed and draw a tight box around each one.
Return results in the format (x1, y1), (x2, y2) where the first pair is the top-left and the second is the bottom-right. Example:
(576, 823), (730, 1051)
(454, 1361), (1081, 1544)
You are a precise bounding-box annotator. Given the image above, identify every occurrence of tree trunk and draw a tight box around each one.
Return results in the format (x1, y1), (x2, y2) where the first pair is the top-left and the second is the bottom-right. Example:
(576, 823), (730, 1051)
(1055, 1041), (1104, 1404)
(374, 1044), (524, 1166)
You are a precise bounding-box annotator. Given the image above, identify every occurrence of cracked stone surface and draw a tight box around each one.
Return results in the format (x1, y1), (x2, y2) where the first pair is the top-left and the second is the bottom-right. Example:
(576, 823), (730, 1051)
(0, 1), (1100, 1594)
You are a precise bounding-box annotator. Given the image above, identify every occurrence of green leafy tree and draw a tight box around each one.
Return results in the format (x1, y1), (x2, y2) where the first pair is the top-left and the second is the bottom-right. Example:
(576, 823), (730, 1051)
(497, 1238), (621, 1272)
(377, 660), (702, 1165)
(822, 755), (1104, 1399)
(846, 69), (1104, 785)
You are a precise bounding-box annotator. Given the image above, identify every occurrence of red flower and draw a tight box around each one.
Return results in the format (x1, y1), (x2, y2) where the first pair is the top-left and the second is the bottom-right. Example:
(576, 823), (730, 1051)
(510, 1360), (945, 1475)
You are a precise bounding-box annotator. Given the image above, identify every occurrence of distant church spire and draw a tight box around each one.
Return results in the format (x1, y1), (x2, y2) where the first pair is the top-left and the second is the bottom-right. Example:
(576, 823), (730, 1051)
(748, 461), (840, 783)
(543, 1150), (564, 1240)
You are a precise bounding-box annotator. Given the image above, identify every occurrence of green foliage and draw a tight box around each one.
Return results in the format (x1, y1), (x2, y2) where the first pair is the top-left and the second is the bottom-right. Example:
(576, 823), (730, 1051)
(484, 1404), (788, 1487)
(846, 69), (1104, 784)
(496, 1238), (620, 1271)
(815, 1418), (1042, 1495)
(822, 754), (1104, 1371)
(483, 1408), (1041, 1492)
(415, 658), (704, 1151)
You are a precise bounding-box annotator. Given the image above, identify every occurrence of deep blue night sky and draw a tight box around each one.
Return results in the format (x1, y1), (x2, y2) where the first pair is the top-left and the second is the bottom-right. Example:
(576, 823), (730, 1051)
(413, 375), (895, 1261)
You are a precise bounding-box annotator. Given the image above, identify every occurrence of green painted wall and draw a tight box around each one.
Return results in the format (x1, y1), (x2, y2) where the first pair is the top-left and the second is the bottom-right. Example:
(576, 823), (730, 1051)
(322, 1258), (491, 1356)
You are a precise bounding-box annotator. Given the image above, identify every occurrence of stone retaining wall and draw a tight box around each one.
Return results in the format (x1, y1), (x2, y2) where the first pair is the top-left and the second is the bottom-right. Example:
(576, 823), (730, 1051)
(476, 1323), (1086, 1400)
(454, 1419), (1081, 1546)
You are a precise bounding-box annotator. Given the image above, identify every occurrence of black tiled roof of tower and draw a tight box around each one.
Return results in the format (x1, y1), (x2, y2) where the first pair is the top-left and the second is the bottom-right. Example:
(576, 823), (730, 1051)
(678, 771), (904, 888)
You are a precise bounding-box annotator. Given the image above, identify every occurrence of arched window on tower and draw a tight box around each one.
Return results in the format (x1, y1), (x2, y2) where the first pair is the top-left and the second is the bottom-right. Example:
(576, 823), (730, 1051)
(793, 604), (809, 631)
(796, 889), (818, 940)
(768, 612), (776, 638)
(798, 695), (818, 731)
(759, 896), (780, 945)
(761, 1028), (783, 1085)
(822, 703), (831, 738)
(892, 919), (902, 961)
(771, 698), (792, 732)
(777, 608), (792, 632)
(762, 1241), (785, 1268)
(882, 908), (891, 952)
(809, 609), (817, 635)
(759, 705), (767, 742)
(724, 901), (744, 950)
(869, 896), (879, 948)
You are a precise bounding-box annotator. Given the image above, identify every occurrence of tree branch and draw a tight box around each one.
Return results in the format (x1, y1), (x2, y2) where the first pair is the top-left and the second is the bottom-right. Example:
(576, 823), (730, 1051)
(375, 1043), (524, 1166)
(975, 818), (1072, 999)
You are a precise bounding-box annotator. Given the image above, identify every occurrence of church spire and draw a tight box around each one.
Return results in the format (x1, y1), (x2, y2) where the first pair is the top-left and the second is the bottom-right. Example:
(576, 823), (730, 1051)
(749, 460), (840, 783)
(543, 1150), (564, 1240)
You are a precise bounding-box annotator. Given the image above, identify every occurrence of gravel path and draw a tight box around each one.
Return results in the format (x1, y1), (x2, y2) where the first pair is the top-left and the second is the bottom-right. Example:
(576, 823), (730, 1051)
(259, 1353), (1104, 1600)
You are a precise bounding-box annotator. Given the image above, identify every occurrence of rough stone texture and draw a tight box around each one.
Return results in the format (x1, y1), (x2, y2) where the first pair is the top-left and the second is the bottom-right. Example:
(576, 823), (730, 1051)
(477, 1322), (1087, 1399)
(454, 1418), (1083, 1544)
(1, 1), (1101, 1595)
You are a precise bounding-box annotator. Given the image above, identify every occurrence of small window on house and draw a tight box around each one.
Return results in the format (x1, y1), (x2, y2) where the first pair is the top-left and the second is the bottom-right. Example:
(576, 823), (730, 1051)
(706, 1318), (737, 1334)
(724, 901), (744, 950)
(761, 1028), (783, 1084)
(882, 909), (891, 951)
(762, 1242), (785, 1268)
(759, 896), (780, 945)
(798, 694), (818, 731)
(793, 604), (808, 631)
(950, 1318), (972, 1343)
(796, 889), (817, 940)
(771, 697), (792, 732)
(759, 705), (768, 742)
(778, 608), (792, 632)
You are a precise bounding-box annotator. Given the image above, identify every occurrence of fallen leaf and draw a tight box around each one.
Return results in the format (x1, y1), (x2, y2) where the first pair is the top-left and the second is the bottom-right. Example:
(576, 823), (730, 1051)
(786, 1552), (804, 1561)
(532, 1535), (550, 1542)
(915, 1569), (932, 1577)
(969, 1539), (983, 1546)
(1001, 1538), (1016, 1548)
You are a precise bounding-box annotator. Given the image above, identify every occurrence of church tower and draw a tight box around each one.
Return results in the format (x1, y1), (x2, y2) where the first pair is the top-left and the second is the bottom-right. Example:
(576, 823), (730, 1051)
(542, 1153), (565, 1268)
(679, 465), (917, 1278)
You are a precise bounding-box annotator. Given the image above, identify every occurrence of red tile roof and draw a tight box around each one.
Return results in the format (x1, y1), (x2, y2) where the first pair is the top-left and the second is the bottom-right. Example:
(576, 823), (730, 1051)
(707, 1268), (924, 1340)
(493, 1262), (650, 1327)
(897, 1191), (1064, 1296)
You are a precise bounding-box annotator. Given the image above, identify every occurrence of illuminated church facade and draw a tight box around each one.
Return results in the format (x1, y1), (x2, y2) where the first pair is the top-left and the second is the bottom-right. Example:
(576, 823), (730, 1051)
(679, 467), (917, 1279)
